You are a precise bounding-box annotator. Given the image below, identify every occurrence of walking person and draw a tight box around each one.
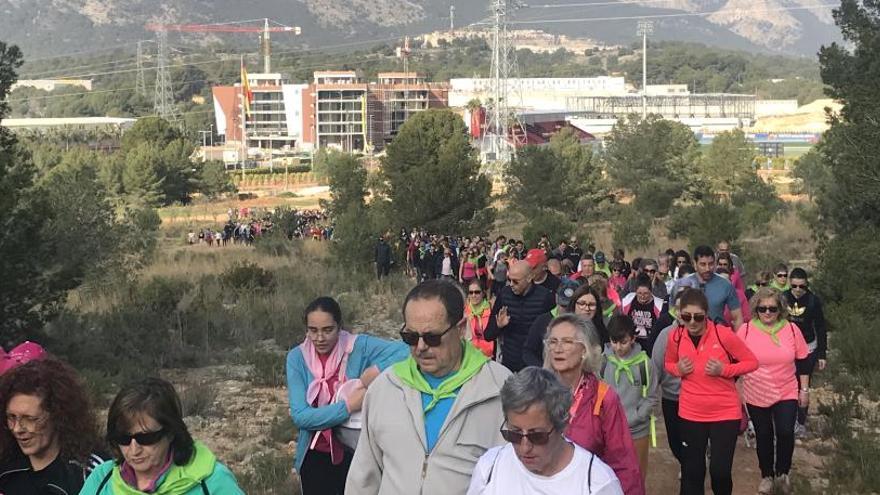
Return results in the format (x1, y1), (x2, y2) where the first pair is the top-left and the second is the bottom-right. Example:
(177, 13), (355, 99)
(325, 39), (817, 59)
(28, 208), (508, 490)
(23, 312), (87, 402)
(81, 378), (244, 494)
(286, 297), (408, 495)
(467, 367), (624, 495)
(601, 315), (658, 485)
(345, 280), (512, 494)
(664, 289), (758, 495)
(0, 354), (106, 495)
(375, 237), (392, 280)
(737, 287), (809, 494)
(466, 280), (496, 358)
(783, 268), (827, 438)
(545, 314), (645, 495)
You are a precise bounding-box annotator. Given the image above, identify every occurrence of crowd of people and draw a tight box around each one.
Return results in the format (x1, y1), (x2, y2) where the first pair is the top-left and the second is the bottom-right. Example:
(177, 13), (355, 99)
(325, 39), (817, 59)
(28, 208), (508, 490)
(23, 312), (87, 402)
(357, 236), (826, 495)
(187, 208), (333, 247)
(1, 238), (827, 495)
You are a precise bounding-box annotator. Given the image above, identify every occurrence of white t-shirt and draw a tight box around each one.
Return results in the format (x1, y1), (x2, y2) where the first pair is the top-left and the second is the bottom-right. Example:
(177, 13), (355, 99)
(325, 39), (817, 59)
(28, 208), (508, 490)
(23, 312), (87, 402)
(467, 441), (624, 495)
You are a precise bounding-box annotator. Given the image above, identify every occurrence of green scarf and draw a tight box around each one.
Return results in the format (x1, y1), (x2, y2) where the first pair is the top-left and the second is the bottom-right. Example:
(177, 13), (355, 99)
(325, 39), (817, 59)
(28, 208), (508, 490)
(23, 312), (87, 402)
(109, 441), (216, 495)
(468, 299), (490, 317)
(668, 306), (678, 320)
(551, 306), (560, 318)
(752, 318), (786, 346)
(603, 301), (617, 319)
(606, 351), (650, 395)
(769, 280), (790, 292)
(393, 341), (489, 412)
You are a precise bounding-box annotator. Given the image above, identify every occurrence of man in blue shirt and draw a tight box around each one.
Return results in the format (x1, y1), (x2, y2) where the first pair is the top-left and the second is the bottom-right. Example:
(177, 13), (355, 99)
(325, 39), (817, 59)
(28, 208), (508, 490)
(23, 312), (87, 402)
(684, 245), (743, 329)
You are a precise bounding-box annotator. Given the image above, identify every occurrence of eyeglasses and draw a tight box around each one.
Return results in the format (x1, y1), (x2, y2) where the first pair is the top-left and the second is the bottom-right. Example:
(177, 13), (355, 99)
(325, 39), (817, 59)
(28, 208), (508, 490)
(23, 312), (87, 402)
(756, 306), (780, 314)
(399, 321), (459, 347)
(776, 273), (788, 278)
(575, 300), (598, 310)
(508, 278), (523, 285)
(545, 338), (580, 349)
(500, 426), (554, 446)
(112, 429), (167, 446)
(679, 312), (706, 323)
(6, 414), (48, 432)
(790, 284), (808, 290)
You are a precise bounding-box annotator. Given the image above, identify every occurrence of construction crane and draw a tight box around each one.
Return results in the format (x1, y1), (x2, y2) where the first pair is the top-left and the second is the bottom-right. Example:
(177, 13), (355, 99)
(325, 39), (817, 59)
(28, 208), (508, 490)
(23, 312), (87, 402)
(145, 19), (302, 73)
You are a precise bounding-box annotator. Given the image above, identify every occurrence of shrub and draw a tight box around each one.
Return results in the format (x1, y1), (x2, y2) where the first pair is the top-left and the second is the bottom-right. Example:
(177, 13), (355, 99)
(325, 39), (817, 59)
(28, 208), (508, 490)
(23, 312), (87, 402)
(269, 407), (298, 445)
(612, 205), (653, 250)
(521, 210), (573, 246)
(244, 348), (287, 388)
(254, 233), (297, 257)
(238, 452), (298, 495)
(667, 201), (741, 251)
(180, 382), (218, 418)
(220, 261), (275, 292)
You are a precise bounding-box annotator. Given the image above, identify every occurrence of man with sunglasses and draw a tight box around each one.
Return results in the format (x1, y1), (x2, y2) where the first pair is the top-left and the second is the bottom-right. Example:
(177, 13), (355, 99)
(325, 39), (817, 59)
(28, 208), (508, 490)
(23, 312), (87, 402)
(468, 367), (623, 495)
(783, 268), (828, 437)
(346, 280), (512, 495)
(485, 261), (556, 372)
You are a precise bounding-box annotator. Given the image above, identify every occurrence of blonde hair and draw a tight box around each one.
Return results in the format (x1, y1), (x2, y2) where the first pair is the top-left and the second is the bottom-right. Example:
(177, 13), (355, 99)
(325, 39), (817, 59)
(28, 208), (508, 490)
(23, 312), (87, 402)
(542, 314), (603, 374)
(749, 286), (789, 320)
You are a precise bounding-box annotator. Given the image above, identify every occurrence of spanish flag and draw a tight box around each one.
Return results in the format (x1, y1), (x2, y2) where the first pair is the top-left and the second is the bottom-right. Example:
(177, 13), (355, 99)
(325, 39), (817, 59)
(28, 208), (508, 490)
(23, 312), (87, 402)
(241, 60), (253, 116)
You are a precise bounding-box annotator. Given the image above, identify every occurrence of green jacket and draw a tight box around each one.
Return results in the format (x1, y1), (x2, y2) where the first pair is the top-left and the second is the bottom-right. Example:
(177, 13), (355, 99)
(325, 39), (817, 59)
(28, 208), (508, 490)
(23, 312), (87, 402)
(79, 441), (244, 495)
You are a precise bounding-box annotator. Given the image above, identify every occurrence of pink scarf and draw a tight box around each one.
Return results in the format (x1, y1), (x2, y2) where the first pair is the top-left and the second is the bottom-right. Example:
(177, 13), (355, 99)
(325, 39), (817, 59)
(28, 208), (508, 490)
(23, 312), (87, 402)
(302, 330), (357, 464)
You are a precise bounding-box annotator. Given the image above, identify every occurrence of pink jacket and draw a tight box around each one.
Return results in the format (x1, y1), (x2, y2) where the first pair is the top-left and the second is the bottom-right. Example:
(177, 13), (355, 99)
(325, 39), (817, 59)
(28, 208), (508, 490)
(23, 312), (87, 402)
(566, 373), (645, 495)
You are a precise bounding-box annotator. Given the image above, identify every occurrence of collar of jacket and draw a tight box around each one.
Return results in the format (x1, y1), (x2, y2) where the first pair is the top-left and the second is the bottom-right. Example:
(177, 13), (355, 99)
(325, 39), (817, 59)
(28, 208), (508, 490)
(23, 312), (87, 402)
(385, 362), (506, 451)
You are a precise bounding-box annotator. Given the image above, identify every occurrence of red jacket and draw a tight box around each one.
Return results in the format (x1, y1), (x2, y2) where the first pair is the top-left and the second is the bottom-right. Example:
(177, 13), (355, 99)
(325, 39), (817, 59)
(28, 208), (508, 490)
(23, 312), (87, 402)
(566, 373), (645, 495)
(664, 321), (758, 422)
(466, 305), (494, 358)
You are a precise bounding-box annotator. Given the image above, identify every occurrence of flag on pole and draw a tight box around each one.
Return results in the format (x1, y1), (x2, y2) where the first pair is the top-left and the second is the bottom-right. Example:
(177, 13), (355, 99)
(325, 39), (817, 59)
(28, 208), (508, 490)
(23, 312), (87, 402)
(240, 60), (253, 116)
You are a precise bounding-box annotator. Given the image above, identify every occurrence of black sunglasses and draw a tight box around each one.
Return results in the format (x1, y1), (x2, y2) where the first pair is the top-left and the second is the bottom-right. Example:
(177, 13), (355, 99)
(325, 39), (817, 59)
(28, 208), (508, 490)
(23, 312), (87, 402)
(500, 426), (554, 446)
(756, 306), (780, 314)
(680, 312), (706, 323)
(755, 282), (768, 287)
(790, 284), (808, 290)
(468, 290), (483, 295)
(400, 321), (459, 347)
(112, 429), (167, 446)
(644, 269), (657, 274)
(776, 273), (788, 278)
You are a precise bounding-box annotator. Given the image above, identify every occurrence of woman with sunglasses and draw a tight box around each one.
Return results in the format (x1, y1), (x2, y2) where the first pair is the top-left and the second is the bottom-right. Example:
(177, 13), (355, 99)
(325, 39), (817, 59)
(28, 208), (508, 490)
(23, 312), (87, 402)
(664, 289), (757, 495)
(737, 288), (809, 495)
(81, 377), (244, 494)
(468, 366), (624, 495)
(769, 263), (790, 292)
(745, 271), (772, 301)
(466, 281), (496, 358)
(285, 297), (409, 494)
(544, 314), (643, 495)
(0, 355), (106, 495)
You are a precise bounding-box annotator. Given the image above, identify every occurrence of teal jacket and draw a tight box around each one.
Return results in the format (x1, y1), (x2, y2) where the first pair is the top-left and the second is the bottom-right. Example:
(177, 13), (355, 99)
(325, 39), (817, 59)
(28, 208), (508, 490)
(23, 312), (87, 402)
(78, 441), (243, 494)
(286, 333), (408, 470)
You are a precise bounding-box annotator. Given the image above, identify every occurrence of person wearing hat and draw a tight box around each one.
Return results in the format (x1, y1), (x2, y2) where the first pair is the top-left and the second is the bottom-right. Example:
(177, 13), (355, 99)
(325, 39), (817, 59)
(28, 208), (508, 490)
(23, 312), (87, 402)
(522, 278), (583, 367)
(594, 251), (612, 278)
(525, 248), (561, 293)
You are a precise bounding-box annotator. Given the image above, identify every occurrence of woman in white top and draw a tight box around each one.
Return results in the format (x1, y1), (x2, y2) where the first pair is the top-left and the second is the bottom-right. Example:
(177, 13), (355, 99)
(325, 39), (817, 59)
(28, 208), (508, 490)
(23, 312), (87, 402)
(468, 367), (624, 495)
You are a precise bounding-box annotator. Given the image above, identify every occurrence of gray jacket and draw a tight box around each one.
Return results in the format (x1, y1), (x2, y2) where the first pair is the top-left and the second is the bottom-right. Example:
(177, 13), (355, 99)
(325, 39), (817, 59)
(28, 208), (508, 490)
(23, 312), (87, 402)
(651, 323), (681, 401)
(345, 360), (512, 495)
(601, 343), (659, 439)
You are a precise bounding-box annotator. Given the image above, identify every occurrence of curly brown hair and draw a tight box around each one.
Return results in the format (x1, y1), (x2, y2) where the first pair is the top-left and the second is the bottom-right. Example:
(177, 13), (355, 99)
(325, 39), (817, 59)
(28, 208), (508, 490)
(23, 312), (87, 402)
(0, 357), (102, 464)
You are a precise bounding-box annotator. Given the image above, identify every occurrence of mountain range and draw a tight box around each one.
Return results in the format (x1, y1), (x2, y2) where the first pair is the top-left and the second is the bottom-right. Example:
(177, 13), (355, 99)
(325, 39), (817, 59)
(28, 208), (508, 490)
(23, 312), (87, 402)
(0, 0), (841, 60)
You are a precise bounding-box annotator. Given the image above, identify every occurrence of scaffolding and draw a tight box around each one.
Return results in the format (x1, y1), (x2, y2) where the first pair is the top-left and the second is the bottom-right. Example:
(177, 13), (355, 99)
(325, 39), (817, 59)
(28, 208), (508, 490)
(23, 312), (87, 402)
(565, 93), (757, 119)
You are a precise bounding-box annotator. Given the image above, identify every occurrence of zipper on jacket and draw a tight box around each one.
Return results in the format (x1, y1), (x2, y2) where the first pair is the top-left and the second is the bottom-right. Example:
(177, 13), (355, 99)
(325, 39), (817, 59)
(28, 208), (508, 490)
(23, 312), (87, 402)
(421, 453), (429, 479)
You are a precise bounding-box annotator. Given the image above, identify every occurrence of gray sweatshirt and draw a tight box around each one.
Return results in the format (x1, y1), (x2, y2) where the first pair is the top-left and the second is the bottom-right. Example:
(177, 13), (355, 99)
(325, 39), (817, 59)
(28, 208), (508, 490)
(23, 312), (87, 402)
(601, 342), (659, 439)
(651, 323), (682, 402)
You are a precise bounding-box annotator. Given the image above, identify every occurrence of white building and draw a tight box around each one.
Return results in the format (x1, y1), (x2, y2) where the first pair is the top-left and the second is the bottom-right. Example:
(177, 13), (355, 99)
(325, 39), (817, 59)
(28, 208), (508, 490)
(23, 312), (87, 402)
(449, 77), (627, 110)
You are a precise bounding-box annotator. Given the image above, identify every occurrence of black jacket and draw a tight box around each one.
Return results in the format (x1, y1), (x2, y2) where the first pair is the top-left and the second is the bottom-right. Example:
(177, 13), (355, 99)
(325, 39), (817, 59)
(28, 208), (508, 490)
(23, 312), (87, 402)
(784, 289), (828, 359)
(0, 450), (104, 495)
(485, 284), (556, 372)
(375, 241), (392, 265)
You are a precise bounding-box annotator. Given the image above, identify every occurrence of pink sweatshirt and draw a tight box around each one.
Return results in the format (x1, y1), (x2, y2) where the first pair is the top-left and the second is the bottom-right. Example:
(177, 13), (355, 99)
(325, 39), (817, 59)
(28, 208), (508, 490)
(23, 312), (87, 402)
(737, 320), (809, 407)
(566, 373), (645, 495)
(664, 322), (758, 422)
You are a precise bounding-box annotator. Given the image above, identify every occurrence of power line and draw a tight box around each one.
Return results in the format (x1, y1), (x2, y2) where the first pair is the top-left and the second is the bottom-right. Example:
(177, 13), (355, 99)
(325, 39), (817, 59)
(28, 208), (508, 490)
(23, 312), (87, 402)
(496, 3), (837, 24)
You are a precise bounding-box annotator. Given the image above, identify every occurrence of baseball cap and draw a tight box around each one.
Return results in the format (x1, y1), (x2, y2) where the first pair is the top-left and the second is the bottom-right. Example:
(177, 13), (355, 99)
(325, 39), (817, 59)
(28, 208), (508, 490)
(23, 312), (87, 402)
(594, 251), (606, 264)
(524, 249), (548, 268)
(556, 279), (581, 307)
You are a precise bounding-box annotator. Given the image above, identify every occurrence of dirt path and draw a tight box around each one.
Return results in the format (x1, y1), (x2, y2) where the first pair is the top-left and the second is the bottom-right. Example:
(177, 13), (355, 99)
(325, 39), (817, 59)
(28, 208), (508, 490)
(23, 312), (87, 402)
(647, 410), (820, 494)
